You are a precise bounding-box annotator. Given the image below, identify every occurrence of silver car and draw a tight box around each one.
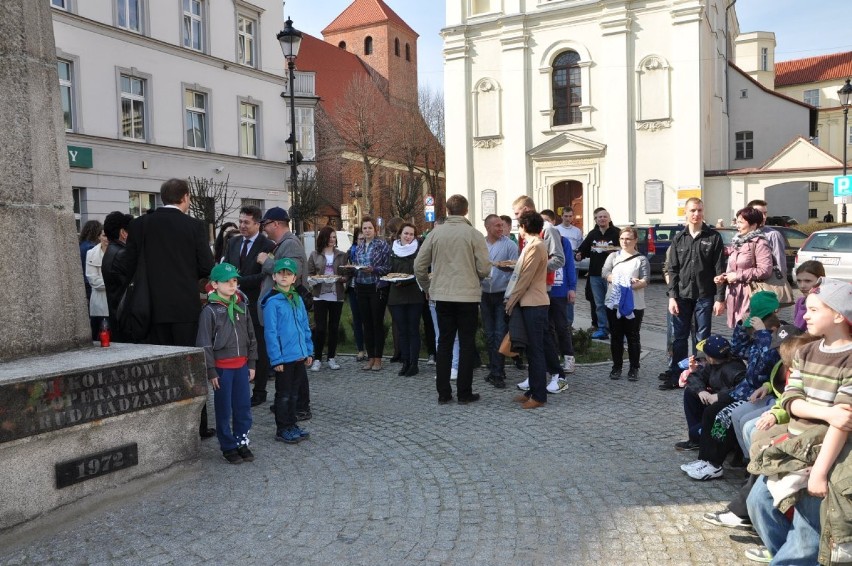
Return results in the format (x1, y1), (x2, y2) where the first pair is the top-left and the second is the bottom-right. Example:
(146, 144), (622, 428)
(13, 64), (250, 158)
(794, 227), (852, 282)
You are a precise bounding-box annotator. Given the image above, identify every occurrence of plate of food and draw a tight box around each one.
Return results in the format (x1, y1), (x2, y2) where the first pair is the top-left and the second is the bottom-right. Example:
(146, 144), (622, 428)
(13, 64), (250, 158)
(381, 273), (416, 282)
(492, 260), (517, 268)
(308, 275), (341, 284)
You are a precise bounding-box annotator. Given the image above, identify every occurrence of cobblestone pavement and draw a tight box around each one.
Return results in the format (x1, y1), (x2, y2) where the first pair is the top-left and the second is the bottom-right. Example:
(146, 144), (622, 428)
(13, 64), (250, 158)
(2, 343), (763, 565)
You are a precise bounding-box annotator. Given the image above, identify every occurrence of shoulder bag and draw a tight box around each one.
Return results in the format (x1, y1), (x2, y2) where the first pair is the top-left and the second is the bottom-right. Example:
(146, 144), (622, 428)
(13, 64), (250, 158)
(748, 242), (794, 307)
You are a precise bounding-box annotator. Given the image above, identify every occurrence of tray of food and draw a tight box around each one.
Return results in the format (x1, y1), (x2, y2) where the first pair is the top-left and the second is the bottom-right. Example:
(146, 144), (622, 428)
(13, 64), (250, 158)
(308, 275), (341, 284)
(492, 260), (517, 268)
(381, 273), (416, 282)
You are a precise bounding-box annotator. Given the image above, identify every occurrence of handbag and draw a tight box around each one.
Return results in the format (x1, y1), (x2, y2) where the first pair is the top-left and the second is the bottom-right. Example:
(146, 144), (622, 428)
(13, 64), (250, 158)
(748, 242), (794, 307)
(117, 219), (152, 342)
(498, 333), (518, 357)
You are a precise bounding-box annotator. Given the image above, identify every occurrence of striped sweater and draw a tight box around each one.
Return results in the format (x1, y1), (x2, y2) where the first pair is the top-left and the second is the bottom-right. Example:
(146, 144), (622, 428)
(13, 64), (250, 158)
(781, 340), (852, 436)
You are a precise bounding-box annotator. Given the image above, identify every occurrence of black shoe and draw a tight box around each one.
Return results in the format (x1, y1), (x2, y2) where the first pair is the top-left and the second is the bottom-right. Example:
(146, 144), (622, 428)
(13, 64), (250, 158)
(237, 445), (255, 462)
(250, 392), (267, 407)
(658, 381), (677, 391)
(609, 368), (622, 380)
(627, 368), (639, 381)
(658, 370), (673, 382)
(674, 439), (700, 451)
(222, 449), (242, 464)
(486, 375), (507, 389)
(457, 394), (481, 405)
(404, 364), (419, 377)
(296, 410), (312, 422)
(398, 362), (410, 376)
(438, 396), (453, 404)
(200, 427), (216, 439)
(514, 357), (526, 370)
(389, 354), (402, 363)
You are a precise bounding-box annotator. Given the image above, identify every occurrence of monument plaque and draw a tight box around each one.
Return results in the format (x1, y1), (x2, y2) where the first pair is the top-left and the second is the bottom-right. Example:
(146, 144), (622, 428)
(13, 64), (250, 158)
(55, 443), (138, 489)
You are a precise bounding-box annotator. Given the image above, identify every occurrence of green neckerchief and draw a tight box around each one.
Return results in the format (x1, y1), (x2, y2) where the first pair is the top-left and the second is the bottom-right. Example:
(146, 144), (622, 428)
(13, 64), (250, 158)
(274, 284), (302, 309)
(209, 291), (244, 323)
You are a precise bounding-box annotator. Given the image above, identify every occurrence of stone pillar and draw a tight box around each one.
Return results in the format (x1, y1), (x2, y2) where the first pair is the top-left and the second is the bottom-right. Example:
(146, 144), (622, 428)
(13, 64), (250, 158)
(0, 0), (91, 360)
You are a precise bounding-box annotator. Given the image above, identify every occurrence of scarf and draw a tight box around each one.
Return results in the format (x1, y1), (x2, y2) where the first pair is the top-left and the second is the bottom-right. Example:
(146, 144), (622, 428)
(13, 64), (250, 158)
(731, 229), (765, 250)
(392, 238), (419, 257)
(208, 292), (244, 323)
(274, 284), (302, 309)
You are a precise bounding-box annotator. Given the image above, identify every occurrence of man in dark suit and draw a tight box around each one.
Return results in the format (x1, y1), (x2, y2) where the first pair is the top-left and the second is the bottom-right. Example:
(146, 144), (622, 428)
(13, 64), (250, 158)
(118, 178), (215, 435)
(223, 205), (274, 406)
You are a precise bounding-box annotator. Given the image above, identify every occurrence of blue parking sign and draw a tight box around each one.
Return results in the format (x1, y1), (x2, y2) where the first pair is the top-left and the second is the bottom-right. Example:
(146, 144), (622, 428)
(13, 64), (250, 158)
(834, 175), (852, 198)
(425, 211), (435, 222)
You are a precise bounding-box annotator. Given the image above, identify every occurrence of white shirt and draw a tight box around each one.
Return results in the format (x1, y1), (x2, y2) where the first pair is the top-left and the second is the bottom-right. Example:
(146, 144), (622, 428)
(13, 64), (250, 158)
(556, 223), (583, 253)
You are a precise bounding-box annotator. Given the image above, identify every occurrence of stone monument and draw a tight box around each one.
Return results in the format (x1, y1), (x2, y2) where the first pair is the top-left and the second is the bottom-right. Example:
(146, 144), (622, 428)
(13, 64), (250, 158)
(0, 1), (207, 535)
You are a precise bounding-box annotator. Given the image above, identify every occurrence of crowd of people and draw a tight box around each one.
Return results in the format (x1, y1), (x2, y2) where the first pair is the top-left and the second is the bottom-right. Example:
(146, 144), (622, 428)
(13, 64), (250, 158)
(81, 180), (851, 564)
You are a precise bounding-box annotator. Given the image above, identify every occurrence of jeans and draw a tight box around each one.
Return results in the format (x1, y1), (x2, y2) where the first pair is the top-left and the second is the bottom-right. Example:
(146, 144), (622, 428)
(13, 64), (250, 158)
(747, 475), (821, 565)
(435, 301), (478, 400)
(682, 387), (705, 442)
(312, 300), (343, 360)
(522, 305), (549, 402)
(549, 296), (574, 356)
(565, 300), (575, 327)
(213, 365), (252, 452)
(347, 287), (365, 352)
(274, 361), (306, 433)
(732, 397), (776, 457)
(606, 308), (643, 370)
(389, 303), (422, 365)
(590, 276), (608, 333)
(669, 296), (714, 380)
(422, 302), (436, 356)
(430, 301), (458, 370)
(480, 291), (507, 377)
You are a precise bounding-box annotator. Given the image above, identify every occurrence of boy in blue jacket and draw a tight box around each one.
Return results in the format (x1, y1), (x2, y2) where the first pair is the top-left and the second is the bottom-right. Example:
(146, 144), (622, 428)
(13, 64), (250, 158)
(261, 258), (313, 444)
(196, 262), (257, 464)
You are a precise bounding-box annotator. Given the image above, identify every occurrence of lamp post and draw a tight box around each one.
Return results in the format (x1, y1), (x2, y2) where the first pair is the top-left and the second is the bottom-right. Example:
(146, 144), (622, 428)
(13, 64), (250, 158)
(277, 17), (302, 234)
(838, 78), (852, 223)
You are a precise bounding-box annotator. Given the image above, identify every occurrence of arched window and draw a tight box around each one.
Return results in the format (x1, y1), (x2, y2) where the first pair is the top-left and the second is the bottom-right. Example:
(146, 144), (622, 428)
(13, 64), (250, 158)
(552, 50), (581, 126)
(364, 36), (373, 55)
(338, 41), (346, 50)
(405, 43), (410, 62)
(394, 38), (400, 56)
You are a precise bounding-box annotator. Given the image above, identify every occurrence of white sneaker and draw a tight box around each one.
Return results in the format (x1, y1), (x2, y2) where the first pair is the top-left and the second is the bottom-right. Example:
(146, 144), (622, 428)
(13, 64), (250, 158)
(327, 358), (341, 370)
(450, 368), (458, 381)
(516, 378), (529, 391)
(426, 355), (436, 366)
(309, 360), (321, 372)
(702, 510), (752, 530)
(556, 377), (569, 392)
(686, 461), (723, 481)
(546, 375), (561, 393)
(563, 355), (576, 374)
(680, 459), (704, 472)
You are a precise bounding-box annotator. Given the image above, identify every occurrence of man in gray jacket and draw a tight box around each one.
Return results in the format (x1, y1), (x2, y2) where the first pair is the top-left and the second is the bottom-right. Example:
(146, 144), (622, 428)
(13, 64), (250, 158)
(415, 195), (491, 405)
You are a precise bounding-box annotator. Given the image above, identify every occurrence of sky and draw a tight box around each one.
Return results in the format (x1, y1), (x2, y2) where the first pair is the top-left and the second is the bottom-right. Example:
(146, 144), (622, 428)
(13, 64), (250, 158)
(285, 0), (852, 95)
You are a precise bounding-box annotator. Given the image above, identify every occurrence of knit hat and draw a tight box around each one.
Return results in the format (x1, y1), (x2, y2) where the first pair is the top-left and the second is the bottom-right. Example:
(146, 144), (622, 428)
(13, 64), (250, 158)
(770, 324), (803, 349)
(811, 277), (852, 324)
(274, 257), (298, 275)
(696, 335), (732, 360)
(209, 262), (241, 282)
(743, 291), (780, 328)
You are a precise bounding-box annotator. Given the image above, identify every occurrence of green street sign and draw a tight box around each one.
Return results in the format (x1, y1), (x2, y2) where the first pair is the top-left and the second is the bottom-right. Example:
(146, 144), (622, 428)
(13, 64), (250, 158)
(67, 145), (93, 168)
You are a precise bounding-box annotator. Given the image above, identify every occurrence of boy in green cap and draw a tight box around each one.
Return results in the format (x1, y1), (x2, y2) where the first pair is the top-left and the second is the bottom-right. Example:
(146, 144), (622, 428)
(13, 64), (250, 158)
(196, 262), (257, 464)
(261, 258), (313, 444)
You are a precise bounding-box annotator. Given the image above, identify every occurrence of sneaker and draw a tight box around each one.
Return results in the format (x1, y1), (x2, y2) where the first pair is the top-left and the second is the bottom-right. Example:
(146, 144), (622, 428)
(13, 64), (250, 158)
(546, 374), (562, 393)
(563, 355), (576, 374)
(516, 378), (530, 391)
(686, 461), (723, 481)
(296, 410), (312, 422)
(293, 425), (310, 439)
(627, 367), (639, 381)
(457, 393), (481, 405)
(275, 427), (303, 444)
(427, 355), (436, 366)
(450, 368), (458, 381)
(658, 370), (673, 381)
(236, 445), (255, 462)
(556, 377), (569, 392)
(591, 329), (609, 340)
(680, 459), (705, 472)
(327, 358), (341, 370)
(485, 374), (506, 389)
(675, 439), (700, 451)
(222, 449), (243, 464)
(744, 546), (772, 563)
(702, 511), (752, 530)
(609, 368), (622, 380)
(309, 360), (322, 372)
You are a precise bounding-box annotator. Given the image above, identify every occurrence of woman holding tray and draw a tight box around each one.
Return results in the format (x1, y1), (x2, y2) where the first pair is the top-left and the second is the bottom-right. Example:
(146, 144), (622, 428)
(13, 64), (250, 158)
(307, 226), (348, 371)
(388, 222), (425, 376)
(351, 216), (391, 371)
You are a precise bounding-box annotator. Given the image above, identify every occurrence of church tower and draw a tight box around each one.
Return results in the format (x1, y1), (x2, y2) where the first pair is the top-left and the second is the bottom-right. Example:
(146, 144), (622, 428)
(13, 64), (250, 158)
(321, 0), (419, 108)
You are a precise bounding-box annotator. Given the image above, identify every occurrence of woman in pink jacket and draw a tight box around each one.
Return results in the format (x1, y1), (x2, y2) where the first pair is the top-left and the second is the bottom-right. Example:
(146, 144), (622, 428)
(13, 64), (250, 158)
(714, 207), (773, 328)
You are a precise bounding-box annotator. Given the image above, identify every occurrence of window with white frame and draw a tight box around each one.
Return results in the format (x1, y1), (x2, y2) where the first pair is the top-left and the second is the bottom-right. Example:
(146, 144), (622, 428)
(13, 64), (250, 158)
(120, 75), (146, 140)
(295, 107), (315, 160)
(72, 187), (83, 231)
(182, 0), (204, 52)
(117, 0), (141, 32)
(241, 197), (264, 209)
(129, 191), (157, 217)
(735, 131), (753, 160)
(552, 51), (582, 126)
(237, 15), (256, 67)
(808, 208), (817, 219)
(185, 90), (208, 149)
(760, 48), (769, 72)
(58, 60), (74, 132)
(51, 0), (67, 9)
(240, 102), (258, 157)
(803, 89), (820, 107)
(809, 182), (820, 192)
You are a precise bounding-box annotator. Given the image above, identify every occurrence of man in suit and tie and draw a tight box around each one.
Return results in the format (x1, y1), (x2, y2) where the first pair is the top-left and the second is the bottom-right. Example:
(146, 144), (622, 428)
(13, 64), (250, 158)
(118, 178), (215, 436)
(224, 205), (274, 406)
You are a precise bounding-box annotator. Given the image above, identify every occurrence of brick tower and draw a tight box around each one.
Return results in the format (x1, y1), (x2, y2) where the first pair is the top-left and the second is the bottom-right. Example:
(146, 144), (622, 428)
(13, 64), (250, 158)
(321, 0), (419, 109)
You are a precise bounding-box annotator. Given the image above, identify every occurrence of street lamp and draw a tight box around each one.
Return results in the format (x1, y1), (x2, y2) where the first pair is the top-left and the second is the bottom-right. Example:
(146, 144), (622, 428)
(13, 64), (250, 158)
(277, 17), (302, 233)
(838, 78), (852, 223)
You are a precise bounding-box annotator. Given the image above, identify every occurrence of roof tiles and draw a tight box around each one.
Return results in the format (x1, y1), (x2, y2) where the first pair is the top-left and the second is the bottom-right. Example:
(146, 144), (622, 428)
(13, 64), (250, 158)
(322, 0), (417, 37)
(775, 52), (852, 87)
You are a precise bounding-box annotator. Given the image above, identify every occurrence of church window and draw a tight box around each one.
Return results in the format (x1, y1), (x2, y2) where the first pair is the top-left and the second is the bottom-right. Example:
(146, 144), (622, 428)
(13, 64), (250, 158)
(364, 36), (373, 55)
(395, 38), (400, 56)
(552, 50), (581, 126)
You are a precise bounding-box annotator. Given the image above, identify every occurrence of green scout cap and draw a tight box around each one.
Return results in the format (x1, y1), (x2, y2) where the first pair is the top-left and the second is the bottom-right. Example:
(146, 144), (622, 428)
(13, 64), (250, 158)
(274, 257), (298, 275)
(209, 262), (241, 282)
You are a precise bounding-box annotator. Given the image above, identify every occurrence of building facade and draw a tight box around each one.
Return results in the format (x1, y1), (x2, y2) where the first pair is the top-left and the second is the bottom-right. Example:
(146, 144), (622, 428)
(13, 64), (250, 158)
(51, 0), (317, 231)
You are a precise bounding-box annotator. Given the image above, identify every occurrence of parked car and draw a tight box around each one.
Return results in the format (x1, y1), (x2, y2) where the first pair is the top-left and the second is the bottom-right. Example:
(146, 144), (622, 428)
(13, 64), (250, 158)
(714, 226), (808, 281)
(635, 224), (684, 275)
(766, 216), (799, 227)
(794, 227), (852, 282)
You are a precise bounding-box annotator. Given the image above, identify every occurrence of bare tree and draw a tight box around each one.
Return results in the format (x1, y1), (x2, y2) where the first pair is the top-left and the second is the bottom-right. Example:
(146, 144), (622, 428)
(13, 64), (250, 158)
(417, 86), (446, 207)
(292, 169), (323, 233)
(392, 173), (423, 220)
(187, 175), (238, 234)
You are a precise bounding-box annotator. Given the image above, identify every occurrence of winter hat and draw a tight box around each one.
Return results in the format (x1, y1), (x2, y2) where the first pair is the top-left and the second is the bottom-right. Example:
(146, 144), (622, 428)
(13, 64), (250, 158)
(743, 291), (780, 328)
